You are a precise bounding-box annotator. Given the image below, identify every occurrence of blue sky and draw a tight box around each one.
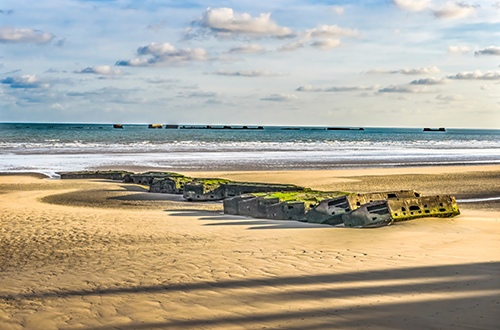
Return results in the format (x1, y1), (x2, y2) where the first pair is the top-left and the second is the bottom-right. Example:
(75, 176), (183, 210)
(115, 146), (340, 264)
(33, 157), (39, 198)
(0, 0), (499, 128)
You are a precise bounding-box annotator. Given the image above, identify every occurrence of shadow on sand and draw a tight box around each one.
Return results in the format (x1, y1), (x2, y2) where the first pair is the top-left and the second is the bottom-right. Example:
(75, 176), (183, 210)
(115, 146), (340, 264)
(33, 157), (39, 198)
(2, 262), (497, 330)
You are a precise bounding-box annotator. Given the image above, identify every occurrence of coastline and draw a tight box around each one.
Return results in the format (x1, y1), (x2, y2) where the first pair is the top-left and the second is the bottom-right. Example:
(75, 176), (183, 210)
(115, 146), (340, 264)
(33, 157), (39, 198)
(1, 166), (499, 329)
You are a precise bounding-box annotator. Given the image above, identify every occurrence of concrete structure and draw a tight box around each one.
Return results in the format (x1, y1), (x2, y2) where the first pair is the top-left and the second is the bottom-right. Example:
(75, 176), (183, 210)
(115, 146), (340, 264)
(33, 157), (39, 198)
(59, 170), (132, 180)
(183, 179), (232, 201)
(184, 181), (304, 201)
(223, 191), (347, 220)
(122, 172), (185, 185)
(305, 190), (420, 225)
(342, 195), (460, 227)
(149, 176), (194, 194)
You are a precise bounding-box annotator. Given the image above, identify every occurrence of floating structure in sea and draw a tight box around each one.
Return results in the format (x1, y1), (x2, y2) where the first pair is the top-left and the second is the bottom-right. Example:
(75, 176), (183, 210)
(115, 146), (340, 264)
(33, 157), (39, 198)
(327, 127), (364, 131)
(178, 125), (264, 130)
(148, 124), (163, 129)
(113, 124), (123, 129)
(423, 127), (446, 132)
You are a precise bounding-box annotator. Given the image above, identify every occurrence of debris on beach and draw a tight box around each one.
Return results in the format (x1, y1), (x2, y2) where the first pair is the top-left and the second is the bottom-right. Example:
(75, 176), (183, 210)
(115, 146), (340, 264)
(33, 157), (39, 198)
(59, 170), (133, 180)
(58, 170), (460, 227)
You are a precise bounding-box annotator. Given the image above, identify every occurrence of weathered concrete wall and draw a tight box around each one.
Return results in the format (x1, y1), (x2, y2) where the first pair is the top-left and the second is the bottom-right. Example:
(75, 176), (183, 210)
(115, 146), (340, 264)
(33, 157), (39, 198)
(123, 172), (184, 185)
(223, 191), (348, 220)
(342, 195), (460, 227)
(305, 190), (420, 225)
(184, 181), (304, 201)
(183, 179), (231, 201)
(149, 176), (194, 194)
(59, 170), (133, 180)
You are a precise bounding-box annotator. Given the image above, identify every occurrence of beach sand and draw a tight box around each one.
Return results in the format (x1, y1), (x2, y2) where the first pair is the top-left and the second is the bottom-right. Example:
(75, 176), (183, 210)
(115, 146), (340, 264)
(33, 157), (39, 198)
(0, 166), (499, 329)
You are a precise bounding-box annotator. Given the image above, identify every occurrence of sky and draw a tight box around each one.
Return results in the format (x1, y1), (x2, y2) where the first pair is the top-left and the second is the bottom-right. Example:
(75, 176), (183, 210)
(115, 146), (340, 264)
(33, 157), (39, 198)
(0, 0), (499, 128)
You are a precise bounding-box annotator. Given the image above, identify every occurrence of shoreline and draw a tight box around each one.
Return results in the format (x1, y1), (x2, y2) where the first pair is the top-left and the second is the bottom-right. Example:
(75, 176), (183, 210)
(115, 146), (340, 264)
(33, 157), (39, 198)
(2, 164), (499, 208)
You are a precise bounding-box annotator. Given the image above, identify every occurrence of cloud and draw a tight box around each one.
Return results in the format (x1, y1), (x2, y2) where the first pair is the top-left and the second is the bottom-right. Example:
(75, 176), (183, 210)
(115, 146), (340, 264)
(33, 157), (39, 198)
(260, 93), (298, 101)
(74, 65), (122, 75)
(0, 75), (50, 88)
(178, 91), (221, 98)
(447, 70), (500, 80)
(436, 94), (464, 102)
(278, 40), (306, 52)
(410, 77), (448, 85)
(116, 42), (208, 67)
(187, 7), (294, 39)
(310, 38), (340, 50)
(145, 77), (180, 84)
(475, 46), (500, 56)
(393, 0), (431, 12)
(366, 66), (440, 75)
(304, 25), (359, 38)
(147, 21), (165, 32)
(378, 85), (430, 93)
(481, 85), (491, 90)
(0, 26), (54, 44)
(433, 1), (477, 19)
(228, 44), (265, 54)
(213, 69), (283, 77)
(394, 0), (477, 20)
(0, 10), (14, 15)
(297, 85), (378, 92)
(331, 6), (345, 15)
(448, 45), (471, 54)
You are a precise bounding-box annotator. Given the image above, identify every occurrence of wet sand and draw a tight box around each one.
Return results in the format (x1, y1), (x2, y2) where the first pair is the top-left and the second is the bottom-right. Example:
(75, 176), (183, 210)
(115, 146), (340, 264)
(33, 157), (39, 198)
(0, 166), (499, 329)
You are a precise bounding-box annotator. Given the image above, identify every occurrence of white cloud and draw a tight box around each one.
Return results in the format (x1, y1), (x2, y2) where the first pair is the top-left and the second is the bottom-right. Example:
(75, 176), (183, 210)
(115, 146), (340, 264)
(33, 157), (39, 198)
(436, 94), (465, 102)
(0, 26), (54, 44)
(178, 91), (221, 98)
(304, 25), (359, 38)
(481, 85), (491, 90)
(393, 0), (431, 12)
(448, 45), (471, 54)
(433, 1), (477, 19)
(475, 46), (500, 56)
(400, 66), (440, 74)
(0, 75), (50, 88)
(410, 77), (448, 85)
(448, 70), (500, 80)
(260, 93), (298, 101)
(116, 42), (208, 67)
(74, 65), (122, 75)
(366, 66), (440, 75)
(378, 85), (430, 93)
(213, 69), (283, 77)
(297, 85), (378, 92)
(310, 38), (340, 50)
(188, 7), (294, 39)
(331, 6), (345, 15)
(228, 44), (265, 54)
(278, 40), (306, 52)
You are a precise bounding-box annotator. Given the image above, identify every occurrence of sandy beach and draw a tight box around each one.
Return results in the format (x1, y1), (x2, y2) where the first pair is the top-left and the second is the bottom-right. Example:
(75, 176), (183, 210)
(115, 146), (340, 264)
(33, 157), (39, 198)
(0, 166), (499, 330)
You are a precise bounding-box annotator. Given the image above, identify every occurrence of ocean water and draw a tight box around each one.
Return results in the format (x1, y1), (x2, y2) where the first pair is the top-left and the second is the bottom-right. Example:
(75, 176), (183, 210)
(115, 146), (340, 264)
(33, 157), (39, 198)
(1, 123), (499, 176)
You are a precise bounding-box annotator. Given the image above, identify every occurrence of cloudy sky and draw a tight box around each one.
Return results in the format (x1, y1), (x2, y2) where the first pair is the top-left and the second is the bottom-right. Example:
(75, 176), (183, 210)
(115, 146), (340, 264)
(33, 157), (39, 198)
(0, 0), (499, 128)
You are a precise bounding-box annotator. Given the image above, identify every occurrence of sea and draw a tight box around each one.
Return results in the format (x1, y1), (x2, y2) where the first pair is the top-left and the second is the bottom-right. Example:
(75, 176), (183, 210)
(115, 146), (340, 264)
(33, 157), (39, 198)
(1, 123), (499, 177)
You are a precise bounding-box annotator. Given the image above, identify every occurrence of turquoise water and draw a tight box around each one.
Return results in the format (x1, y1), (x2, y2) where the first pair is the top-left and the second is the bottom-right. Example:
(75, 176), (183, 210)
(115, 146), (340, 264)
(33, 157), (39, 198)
(1, 123), (499, 175)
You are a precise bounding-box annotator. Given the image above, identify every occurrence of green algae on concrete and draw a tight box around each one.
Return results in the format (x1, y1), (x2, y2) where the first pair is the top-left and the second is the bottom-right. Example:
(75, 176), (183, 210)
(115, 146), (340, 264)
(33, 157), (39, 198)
(149, 176), (195, 194)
